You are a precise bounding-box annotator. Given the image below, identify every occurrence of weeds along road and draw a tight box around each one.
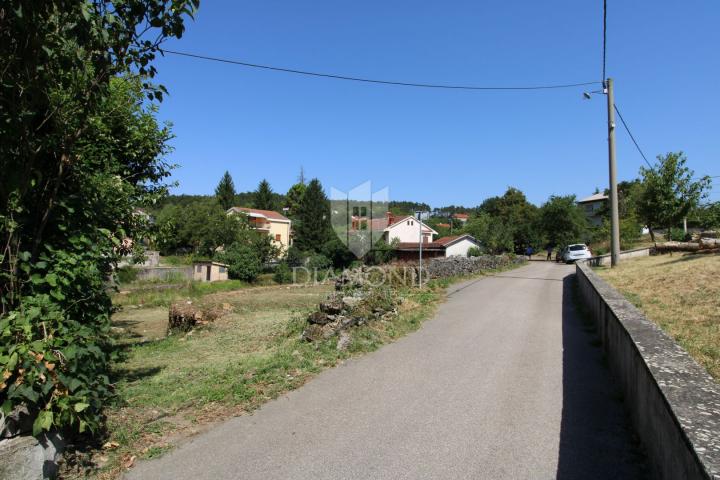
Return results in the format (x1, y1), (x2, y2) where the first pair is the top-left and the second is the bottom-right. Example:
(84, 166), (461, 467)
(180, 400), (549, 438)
(126, 262), (648, 480)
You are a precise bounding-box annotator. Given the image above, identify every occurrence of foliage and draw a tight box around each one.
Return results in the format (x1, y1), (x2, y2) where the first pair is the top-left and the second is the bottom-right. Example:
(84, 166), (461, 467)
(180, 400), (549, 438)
(214, 171), (236, 210)
(306, 254), (332, 271)
(253, 179), (276, 211)
(293, 179), (331, 252)
(156, 201), (243, 257)
(476, 187), (541, 253)
(0, 0), (197, 436)
(689, 202), (720, 230)
(320, 236), (355, 269)
(217, 243), (262, 282)
(285, 183), (306, 219)
(273, 263), (293, 284)
(285, 246), (306, 267)
(116, 267), (139, 284)
(467, 246), (482, 257)
(537, 195), (588, 248)
(637, 152), (711, 242)
(388, 200), (431, 216)
(365, 238), (398, 265)
(463, 213), (513, 254)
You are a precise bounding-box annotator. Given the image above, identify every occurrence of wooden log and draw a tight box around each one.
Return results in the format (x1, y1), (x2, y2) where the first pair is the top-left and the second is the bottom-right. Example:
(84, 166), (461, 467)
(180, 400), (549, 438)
(699, 238), (720, 249)
(655, 242), (700, 253)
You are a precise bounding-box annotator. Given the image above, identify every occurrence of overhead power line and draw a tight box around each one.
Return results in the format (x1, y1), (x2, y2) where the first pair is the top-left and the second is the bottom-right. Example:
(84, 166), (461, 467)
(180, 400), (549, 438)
(602, 0), (607, 82)
(613, 104), (653, 169)
(160, 49), (601, 92)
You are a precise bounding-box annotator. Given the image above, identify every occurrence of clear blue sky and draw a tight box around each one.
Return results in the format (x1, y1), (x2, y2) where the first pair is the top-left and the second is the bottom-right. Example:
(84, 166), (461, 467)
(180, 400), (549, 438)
(153, 0), (720, 207)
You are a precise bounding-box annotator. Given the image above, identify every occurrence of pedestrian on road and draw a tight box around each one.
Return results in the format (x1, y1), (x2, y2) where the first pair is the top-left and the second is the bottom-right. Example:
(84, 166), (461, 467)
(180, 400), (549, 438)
(546, 245), (553, 261)
(525, 246), (533, 260)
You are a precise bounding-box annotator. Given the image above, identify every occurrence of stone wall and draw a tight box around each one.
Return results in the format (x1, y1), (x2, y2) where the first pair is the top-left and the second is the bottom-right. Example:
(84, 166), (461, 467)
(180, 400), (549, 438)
(576, 261), (720, 479)
(133, 266), (193, 282)
(424, 255), (525, 279)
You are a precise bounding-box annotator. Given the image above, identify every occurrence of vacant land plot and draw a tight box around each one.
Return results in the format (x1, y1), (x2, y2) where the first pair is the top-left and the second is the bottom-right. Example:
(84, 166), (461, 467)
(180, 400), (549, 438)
(75, 281), (444, 479)
(595, 253), (720, 381)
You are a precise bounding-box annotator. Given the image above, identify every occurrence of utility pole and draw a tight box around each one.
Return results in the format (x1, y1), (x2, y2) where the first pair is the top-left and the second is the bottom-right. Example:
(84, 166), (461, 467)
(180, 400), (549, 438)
(416, 211), (423, 287)
(606, 78), (620, 267)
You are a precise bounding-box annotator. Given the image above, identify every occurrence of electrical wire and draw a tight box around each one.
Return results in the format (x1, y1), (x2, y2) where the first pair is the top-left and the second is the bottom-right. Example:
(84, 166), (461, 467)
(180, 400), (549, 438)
(613, 104), (653, 169)
(160, 49), (601, 92)
(602, 0), (607, 82)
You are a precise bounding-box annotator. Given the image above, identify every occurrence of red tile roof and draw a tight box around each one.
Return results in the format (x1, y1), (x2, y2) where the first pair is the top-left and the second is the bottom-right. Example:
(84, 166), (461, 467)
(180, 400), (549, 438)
(434, 234), (478, 246)
(395, 242), (446, 251)
(229, 207), (290, 222)
(452, 213), (469, 219)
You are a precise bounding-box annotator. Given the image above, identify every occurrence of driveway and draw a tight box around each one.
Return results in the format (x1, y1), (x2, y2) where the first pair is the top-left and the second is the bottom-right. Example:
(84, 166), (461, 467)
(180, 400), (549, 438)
(126, 261), (647, 479)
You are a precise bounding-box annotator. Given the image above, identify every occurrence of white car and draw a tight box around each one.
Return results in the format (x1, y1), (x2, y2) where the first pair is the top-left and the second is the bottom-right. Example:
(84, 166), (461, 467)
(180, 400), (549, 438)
(562, 244), (592, 263)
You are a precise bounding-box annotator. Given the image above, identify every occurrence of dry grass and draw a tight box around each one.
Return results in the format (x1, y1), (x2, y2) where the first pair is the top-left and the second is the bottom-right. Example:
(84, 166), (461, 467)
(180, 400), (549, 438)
(595, 253), (720, 381)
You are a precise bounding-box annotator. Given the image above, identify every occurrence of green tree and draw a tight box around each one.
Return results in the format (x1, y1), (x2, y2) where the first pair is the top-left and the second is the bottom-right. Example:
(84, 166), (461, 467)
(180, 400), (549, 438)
(218, 243), (262, 282)
(293, 179), (331, 252)
(0, 0), (197, 436)
(538, 195), (588, 248)
(254, 179), (276, 211)
(476, 188), (540, 253)
(215, 171), (236, 210)
(637, 152), (711, 243)
(285, 182), (306, 218)
(157, 201), (244, 257)
(464, 212), (514, 254)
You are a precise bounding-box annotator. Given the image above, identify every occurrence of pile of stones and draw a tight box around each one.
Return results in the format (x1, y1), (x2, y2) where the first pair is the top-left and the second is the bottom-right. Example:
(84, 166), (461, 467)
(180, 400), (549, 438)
(167, 302), (228, 333)
(302, 271), (398, 349)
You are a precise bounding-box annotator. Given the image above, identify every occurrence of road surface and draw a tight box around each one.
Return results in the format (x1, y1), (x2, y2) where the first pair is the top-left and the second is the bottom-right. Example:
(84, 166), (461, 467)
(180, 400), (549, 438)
(127, 261), (647, 479)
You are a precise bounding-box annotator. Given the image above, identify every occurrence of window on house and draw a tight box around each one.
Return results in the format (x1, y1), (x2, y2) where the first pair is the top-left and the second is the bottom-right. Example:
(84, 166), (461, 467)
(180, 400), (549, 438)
(275, 234), (281, 241)
(196, 265), (202, 273)
(219, 266), (227, 273)
(360, 206), (367, 216)
(352, 206), (359, 216)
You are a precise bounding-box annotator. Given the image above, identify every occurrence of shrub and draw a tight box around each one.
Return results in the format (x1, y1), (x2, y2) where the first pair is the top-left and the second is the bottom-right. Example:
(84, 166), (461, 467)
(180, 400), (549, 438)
(116, 267), (138, 284)
(273, 263), (293, 284)
(467, 246), (482, 257)
(307, 254), (332, 271)
(218, 243), (262, 282)
(285, 245), (306, 267)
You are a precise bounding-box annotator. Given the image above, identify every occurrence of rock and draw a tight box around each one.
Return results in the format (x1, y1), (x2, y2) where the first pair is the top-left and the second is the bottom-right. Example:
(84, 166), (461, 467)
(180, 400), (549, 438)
(319, 295), (343, 314)
(341, 296), (361, 309)
(0, 431), (64, 480)
(336, 332), (351, 351)
(302, 324), (325, 342)
(308, 311), (332, 325)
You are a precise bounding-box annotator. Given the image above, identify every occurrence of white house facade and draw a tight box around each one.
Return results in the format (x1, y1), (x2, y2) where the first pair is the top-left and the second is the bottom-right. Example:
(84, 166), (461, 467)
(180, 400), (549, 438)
(383, 216), (438, 244)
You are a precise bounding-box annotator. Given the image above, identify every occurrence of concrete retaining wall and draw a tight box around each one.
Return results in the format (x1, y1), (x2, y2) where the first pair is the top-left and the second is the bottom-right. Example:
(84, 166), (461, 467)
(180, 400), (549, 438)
(576, 261), (720, 479)
(585, 246), (652, 267)
(134, 266), (193, 282)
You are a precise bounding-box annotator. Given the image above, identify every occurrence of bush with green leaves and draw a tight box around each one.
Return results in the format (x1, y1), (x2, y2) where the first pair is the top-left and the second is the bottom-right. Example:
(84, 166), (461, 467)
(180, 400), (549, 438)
(467, 246), (482, 257)
(0, 1), (197, 436)
(218, 243), (262, 282)
(273, 263), (293, 284)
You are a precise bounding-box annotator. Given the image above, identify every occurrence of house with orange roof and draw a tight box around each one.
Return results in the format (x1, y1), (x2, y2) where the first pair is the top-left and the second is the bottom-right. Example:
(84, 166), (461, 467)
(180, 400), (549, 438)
(227, 207), (292, 257)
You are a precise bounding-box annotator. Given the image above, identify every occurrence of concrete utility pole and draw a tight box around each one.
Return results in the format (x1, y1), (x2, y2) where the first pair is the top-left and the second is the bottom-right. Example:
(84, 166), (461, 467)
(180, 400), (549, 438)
(416, 211), (423, 287)
(606, 78), (620, 267)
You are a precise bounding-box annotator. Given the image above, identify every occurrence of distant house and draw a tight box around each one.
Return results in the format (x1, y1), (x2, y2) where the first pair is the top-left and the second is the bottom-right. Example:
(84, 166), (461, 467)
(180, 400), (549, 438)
(393, 234), (481, 261)
(451, 213), (469, 224)
(383, 214), (438, 244)
(436, 223), (451, 229)
(227, 207), (292, 257)
(577, 193), (608, 226)
(193, 261), (229, 282)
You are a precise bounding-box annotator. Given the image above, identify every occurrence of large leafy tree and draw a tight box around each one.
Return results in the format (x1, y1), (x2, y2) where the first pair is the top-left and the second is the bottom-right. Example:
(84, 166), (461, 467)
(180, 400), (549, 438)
(637, 152), (711, 243)
(285, 182), (306, 219)
(476, 187), (540, 253)
(538, 195), (588, 248)
(294, 179), (331, 252)
(0, 1), (197, 436)
(253, 179), (276, 211)
(215, 171), (236, 210)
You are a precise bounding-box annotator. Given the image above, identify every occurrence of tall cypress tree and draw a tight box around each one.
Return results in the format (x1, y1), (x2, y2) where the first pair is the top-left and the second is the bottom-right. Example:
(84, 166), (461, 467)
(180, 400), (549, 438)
(294, 178), (331, 252)
(253, 179), (276, 211)
(215, 171), (237, 210)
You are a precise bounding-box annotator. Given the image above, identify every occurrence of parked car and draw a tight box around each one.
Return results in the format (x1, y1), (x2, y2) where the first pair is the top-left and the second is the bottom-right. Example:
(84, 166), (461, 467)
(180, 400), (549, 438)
(562, 244), (592, 263)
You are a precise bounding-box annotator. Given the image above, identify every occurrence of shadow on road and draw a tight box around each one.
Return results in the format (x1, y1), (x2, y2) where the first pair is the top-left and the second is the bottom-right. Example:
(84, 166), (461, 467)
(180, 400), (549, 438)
(555, 274), (649, 480)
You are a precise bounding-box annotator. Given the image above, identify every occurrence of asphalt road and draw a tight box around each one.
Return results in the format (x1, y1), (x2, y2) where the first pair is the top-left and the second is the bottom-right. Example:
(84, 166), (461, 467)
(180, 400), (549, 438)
(127, 261), (648, 480)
